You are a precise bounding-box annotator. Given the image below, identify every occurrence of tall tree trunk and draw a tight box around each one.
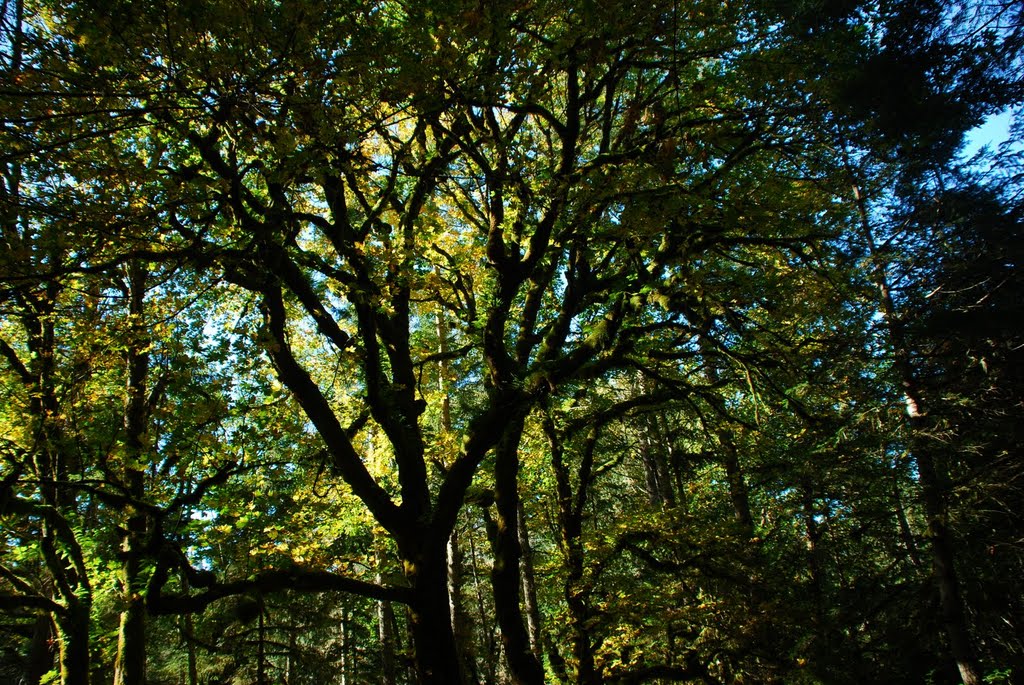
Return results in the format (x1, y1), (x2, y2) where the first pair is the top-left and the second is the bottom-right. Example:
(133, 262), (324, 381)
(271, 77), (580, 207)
(892, 472), (923, 568)
(54, 600), (91, 685)
(407, 546), (464, 684)
(175, 569), (199, 685)
(438, 306), (479, 684)
(257, 596), (268, 685)
(287, 624), (297, 685)
(851, 181), (982, 685)
(377, 567), (398, 685)
(115, 262), (149, 685)
(698, 344), (755, 537)
(546, 418), (599, 685)
(516, 500), (543, 663)
(448, 525), (479, 684)
(490, 417), (546, 685)
(24, 613), (55, 685)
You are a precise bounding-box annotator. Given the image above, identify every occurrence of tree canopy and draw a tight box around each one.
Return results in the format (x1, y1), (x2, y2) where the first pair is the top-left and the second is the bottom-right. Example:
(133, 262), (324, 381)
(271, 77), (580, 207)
(1, 0), (1022, 683)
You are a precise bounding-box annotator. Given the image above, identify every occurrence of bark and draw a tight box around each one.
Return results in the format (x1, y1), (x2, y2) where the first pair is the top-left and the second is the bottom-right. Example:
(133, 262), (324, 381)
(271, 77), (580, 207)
(180, 574), (199, 685)
(55, 600), (91, 685)
(115, 261), (149, 685)
(917, 444), (983, 685)
(439, 307), (479, 684)
(516, 500), (543, 662)
(24, 613), (54, 685)
(721, 429), (755, 539)
(287, 626), (297, 685)
(407, 547), (464, 684)
(257, 596), (268, 685)
(490, 417), (546, 685)
(547, 418), (599, 685)
(448, 525), (479, 684)
(377, 569), (398, 685)
(892, 472), (923, 568)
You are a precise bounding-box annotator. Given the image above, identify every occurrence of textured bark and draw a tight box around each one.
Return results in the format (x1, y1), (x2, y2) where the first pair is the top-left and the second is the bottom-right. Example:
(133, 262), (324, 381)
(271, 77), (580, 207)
(55, 601), (91, 685)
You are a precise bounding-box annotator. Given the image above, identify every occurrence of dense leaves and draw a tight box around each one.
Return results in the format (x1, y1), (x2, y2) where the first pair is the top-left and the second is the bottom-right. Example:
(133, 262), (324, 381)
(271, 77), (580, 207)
(2, 0), (1022, 683)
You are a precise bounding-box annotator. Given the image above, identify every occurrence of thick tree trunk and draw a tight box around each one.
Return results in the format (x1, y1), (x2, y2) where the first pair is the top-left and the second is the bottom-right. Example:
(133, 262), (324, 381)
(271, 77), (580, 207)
(491, 419), (546, 685)
(25, 613), (54, 685)
(113, 583), (146, 685)
(55, 601), (91, 685)
(407, 549), (464, 684)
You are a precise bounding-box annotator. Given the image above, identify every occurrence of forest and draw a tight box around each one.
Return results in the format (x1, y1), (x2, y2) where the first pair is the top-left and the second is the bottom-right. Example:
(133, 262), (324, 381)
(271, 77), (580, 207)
(1, 0), (1022, 683)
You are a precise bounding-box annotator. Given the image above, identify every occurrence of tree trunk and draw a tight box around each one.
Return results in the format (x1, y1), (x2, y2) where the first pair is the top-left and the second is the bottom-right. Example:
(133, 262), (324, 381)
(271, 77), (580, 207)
(892, 471), (923, 568)
(407, 548), (464, 684)
(448, 525), (479, 684)
(113, 582), (146, 685)
(546, 419), (599, 685)
(916, 444), (983, 685)
(490, 418), (546, 685)
(115, 261), (150, 685)
(377, 569), (398, 685)
(516, 500), (543, 663)
(720, 429), (755, 539)
(437, 308), (479, 684)
(851, 180), (982, 685)
(55, 600), (91, 685)
(257, 597), (268, 685)
(25, 613), (55, 685)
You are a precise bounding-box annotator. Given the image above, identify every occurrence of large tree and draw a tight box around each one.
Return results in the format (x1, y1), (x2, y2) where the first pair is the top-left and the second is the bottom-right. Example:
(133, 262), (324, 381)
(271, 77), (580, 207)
(2, 0), (1021, 683)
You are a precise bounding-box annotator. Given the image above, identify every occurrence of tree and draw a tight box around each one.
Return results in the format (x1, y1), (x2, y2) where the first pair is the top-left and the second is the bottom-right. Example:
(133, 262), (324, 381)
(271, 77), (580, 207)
(2, 0), (1022, 683)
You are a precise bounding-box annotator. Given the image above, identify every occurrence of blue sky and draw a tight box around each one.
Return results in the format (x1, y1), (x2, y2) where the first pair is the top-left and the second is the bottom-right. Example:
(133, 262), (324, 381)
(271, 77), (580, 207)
(962, 108), (1018, 159)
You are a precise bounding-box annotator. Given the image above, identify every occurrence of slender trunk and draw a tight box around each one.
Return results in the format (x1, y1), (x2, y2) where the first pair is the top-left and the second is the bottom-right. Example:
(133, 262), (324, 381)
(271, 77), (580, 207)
(516, 500), (543, 662)
(287, 626), (297, 685)
(801, 485), (831, 662)
(851, 181), (982, 685)
(257, 597), (268, 685)
(469, 523), (500, 684)
(179, 572), (199, 685)
(698, 348), (754, 537)
(917, 445), (982, 685)
(115, 262), (150, 685)
(639, 428), (665, 507)
(892, 471), (923, 568)
(720, 429), (755, 538)
(25, 613), (54, 685)
(448, 525), (479, 684)
(377, 568), (398, 685)
(546, 419), (599, 685)
(437, 307), (479, 684)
